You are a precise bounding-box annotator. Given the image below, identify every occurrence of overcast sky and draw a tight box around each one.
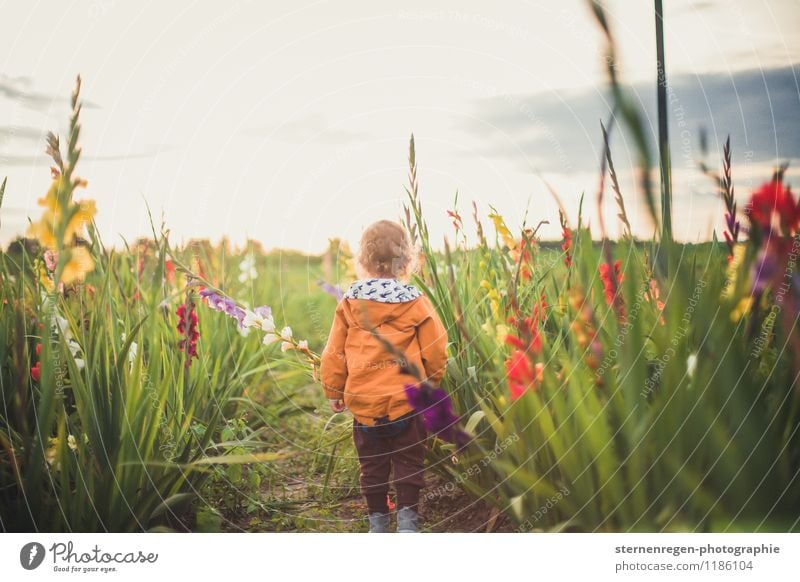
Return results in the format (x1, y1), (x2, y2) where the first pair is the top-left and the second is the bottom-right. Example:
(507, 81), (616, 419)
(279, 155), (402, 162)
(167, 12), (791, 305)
(1, 0), (798, 253)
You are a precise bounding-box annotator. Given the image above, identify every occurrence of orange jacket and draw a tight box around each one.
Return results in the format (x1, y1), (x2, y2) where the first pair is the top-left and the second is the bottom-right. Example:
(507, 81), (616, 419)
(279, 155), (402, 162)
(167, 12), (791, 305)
(320, 281), (448, 426)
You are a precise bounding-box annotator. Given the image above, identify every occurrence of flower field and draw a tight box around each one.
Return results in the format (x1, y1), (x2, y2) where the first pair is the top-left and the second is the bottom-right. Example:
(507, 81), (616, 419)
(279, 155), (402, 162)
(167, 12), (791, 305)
(2, 66), (799, 532)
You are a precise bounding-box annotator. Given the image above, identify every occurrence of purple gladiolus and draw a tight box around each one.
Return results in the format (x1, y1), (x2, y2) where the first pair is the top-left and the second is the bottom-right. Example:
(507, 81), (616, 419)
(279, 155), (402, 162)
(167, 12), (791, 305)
(404, 382), (470, 447)
(253, 305), (272, 319)
(199, 289), (247, 328)
(751, 247), (781, 296)
(318, 280), (344, 301)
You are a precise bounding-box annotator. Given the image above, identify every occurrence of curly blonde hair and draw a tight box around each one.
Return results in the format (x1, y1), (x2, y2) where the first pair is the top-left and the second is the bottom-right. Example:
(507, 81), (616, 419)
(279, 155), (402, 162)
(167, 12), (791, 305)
(356, 220), (417, 280)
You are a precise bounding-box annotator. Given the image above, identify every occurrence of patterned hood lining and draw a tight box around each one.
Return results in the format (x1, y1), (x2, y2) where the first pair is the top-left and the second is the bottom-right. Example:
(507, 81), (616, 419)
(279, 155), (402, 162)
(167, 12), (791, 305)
(343, 278), (421, 303)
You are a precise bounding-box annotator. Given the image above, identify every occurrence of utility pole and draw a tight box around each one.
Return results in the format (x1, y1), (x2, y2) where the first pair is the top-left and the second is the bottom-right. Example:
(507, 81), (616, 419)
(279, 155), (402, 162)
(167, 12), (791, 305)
(655, 0), (673, 245)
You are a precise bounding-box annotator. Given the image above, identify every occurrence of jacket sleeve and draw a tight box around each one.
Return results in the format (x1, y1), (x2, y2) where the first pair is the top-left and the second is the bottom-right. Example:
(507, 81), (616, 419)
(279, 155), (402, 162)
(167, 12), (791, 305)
(417, 297), (449, 384)
(320, 301), (349, 400)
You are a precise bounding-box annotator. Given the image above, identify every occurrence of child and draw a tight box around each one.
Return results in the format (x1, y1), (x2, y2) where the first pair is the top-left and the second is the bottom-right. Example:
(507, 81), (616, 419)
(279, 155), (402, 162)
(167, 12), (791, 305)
(320, 220), (448, 532)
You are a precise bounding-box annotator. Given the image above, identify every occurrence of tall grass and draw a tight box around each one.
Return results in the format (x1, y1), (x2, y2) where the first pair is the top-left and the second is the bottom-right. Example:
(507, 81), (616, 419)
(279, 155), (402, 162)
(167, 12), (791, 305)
(0, 79), (310, 532)
(403, 127), (798, 532)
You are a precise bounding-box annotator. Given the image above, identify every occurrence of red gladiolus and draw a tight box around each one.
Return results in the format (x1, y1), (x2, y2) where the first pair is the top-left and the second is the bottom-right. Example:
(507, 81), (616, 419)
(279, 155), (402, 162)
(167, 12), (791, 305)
(561, 226), (573, 267)
(176, 301), (200, 363)
(537, 294), (548, 324)
(165, 259), (176, 284)
(506, 292), (547, 354)
(748, 179), (800, 234)
(446, 209), (463, 231)
(31, 361), (41, 382)
(506, 350), (543, 400)
(599, 259), (624, 307)
(505, 316), (542, 354)
(35, 343), (42, 357)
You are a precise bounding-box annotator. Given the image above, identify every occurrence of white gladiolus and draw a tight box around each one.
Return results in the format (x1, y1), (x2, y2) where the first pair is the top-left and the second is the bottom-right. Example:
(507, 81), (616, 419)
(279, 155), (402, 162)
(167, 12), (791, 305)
(243, 310), (275, 333)
(68, 340), (85, 369)
(53, 315), (72, 342)
(280, 326), (293, 340)
(263, 333), (280, 346)
(686, 353), (698, 378)
(68, 340), (81, 357)
(238, 254), (257, 283)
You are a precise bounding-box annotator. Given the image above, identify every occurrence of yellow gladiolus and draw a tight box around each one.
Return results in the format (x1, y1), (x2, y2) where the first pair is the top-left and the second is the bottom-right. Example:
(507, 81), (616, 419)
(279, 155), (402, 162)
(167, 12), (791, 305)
(64, 199), (96, 241)
(27, 174), (97, 286)
(731, 297), (753, 322)
(495, 324), (509, 345)
(488, 212), (517, 250)
(27, 210), (58, 248)
(60, 247), (95, 285)
(37, 262), (55, 292)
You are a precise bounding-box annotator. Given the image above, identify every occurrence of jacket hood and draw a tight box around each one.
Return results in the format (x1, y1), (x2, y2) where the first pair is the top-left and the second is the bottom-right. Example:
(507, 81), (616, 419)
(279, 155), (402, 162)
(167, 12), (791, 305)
(342, 279), (427, 328)
(343, 278), (421, 303)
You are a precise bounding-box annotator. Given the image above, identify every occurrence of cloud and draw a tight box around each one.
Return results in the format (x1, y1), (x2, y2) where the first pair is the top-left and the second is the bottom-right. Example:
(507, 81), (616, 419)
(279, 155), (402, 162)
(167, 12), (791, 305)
(460, 64), (800, 174)
(0, 125), (47, 144)
(0, 145), (179, 167)
(0, 75), (100, 110)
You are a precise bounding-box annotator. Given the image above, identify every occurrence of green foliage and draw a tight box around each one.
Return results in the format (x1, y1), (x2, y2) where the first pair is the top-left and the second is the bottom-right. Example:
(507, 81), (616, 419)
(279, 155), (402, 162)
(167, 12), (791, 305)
(403, 133), (800, 532)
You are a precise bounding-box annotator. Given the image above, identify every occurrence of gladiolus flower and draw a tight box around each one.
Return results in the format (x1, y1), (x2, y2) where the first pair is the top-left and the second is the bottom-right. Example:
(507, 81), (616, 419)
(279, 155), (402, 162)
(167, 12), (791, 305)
(744, 179), (800, 329)
(31, 361), (41, 382)
(317, 280), (344, 301)
(280, 326), (293, 340)
(27, 178), (96, 249)
(68, 340), (85, 370)
(561, 226), (572, 267)
(238, 254), (257, 283)
(176, 302), (200, 362)
(505, 300), (544, 354)
(199, 289), (247, 328)
(27, 174), (97, 287)
(748, 179), (800, 234)
(447, 209), (463, 231)
(60, 246), (95, 286)
(488, 212), (517, 251)
(243, 305), (275, 332)
(505, 350), (543, 400)
(164, 259), (176, 284)
(686, 353), (698, 378)
(404, 382), (469, 446)
(44, 249), (58, 272)
(599, 259), (624, 308)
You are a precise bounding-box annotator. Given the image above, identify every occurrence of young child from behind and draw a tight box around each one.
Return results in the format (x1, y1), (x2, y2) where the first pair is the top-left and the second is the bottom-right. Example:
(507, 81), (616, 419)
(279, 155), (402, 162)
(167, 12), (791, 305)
(320, 220), (448, 532)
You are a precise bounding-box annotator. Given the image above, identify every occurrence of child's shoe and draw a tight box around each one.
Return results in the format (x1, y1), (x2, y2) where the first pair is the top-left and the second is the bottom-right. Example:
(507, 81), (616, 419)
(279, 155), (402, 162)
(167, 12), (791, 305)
(396, 506), (419, 533)
(368, 512), (390, 533)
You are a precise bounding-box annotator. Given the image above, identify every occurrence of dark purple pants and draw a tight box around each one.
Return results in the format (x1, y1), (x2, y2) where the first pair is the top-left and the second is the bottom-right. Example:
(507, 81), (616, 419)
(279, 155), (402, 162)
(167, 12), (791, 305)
(352, 412), (427, 513)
